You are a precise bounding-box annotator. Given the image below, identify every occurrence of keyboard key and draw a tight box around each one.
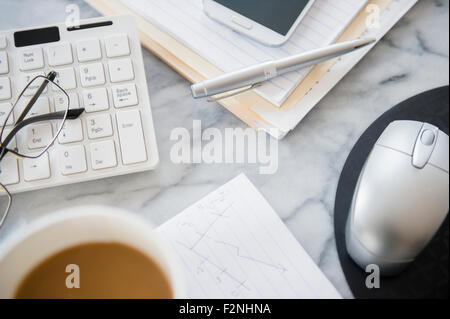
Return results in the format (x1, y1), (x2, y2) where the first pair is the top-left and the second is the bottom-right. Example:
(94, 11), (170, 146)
(112, 83), (138, 108)
(27, 123), (53, 149)
(77, 38), (101, 62)
(31, 96), (50, 116)
(0, 36), (6, 49)
(90, 140), (117, 170)
(53, 67), (76, 90)
(116, 110), (147, 165)
(0, 51), (9, 74)
(105, 34), (130, 57)
(108, 58), (134, 83)
(15, 96), (49, 117)
(0, 102), (13, 125)
(0, 77), (11, 100)
(59, 145), (87, 175)
(47, 42), (73, 66)
(21, 72), (46, 96)
(1, 127), (16, 149)
(0, 155), (19, 185)
(87, 114), (113, 139)
(79, 63), (105, 87)
(20, 47), (44, 71)
(23, 152), (51, 181)
(82, 88), (109, 112)
(58, 118), (83, 144)
(54, 92), (79, 112)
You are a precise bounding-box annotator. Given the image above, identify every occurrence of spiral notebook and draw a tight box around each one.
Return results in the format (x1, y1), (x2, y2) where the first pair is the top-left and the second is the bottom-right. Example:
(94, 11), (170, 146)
(86, 0), (418, 138)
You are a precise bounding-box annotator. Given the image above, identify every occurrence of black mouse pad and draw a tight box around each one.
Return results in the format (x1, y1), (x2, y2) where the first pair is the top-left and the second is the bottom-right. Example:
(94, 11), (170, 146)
(334, 86), (449, 299)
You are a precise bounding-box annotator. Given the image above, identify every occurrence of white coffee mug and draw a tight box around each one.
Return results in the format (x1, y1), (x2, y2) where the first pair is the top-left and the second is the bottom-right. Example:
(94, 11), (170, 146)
(0, 205), (185, 298)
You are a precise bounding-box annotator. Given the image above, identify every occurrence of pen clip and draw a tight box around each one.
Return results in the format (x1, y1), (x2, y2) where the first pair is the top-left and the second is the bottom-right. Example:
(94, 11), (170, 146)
(207, 82), (264, 102)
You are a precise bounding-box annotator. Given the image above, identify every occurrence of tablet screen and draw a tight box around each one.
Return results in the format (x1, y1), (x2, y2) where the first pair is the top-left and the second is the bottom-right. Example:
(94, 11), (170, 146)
(213, 0), (311, 36)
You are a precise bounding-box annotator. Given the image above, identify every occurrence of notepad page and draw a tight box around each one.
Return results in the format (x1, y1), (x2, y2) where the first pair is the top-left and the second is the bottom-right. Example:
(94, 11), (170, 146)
(157, 174), (341, 299)
(121, 0), (368, 106)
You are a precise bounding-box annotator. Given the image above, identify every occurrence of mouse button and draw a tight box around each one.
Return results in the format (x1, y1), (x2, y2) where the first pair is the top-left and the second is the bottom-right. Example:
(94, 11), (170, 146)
(421, 130), (436, 145)
(429, 130), (449, 173)
(412, 124), (440, 169)
(351, 147), (411, 225)
(376, 121), (423, 155)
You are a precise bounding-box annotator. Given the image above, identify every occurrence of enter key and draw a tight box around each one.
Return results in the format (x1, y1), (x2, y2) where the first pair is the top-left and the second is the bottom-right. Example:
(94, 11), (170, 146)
(116, 109), (147, 165)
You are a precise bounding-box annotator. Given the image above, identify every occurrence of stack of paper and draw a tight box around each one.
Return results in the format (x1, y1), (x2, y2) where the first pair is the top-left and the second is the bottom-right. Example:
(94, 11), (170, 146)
(123, 0), (368, 106)
(118, 0), (418, 138)
(250, 0), (418, 135)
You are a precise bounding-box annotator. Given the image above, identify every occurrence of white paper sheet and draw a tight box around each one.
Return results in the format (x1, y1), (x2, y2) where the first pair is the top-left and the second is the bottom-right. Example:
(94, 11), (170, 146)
(157, 174), (341, 299)
(121, 0), (368, 106)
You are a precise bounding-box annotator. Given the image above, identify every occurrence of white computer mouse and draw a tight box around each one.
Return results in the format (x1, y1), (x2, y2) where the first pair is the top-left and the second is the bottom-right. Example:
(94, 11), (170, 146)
(346, 120), (449, 275)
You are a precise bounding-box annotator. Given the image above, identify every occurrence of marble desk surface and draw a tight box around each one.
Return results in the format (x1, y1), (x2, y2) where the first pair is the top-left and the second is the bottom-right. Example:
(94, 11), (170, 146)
(0, 0), (448, 298)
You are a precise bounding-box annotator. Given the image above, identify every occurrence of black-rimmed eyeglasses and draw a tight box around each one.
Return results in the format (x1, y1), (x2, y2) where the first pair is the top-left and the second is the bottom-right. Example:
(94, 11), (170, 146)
(0, 71), (85, 228)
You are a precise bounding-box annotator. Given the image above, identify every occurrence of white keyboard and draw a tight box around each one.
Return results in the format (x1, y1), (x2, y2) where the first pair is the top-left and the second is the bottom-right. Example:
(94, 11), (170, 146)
(0, 16), (159, 194)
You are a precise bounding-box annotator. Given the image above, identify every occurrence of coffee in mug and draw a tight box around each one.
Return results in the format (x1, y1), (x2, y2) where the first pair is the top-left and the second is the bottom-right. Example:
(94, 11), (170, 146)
(0, 206), (185, 299)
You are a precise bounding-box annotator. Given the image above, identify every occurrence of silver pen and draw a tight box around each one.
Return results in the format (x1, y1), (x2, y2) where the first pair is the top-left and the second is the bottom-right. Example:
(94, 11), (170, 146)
(191, 38), (376, 101)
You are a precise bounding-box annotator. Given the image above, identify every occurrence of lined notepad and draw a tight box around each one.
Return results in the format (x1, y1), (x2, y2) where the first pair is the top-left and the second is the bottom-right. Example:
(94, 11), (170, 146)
(157, 174), (341, 299)
(121, 0), (368, 106)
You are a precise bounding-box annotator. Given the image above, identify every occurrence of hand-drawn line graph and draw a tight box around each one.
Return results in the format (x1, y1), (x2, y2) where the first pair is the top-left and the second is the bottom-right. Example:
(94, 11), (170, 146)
(158, 175), (342, 299)
(213, 240), (287, 273)
(176, 240), (251, 295)
(173, 188), (289, 296)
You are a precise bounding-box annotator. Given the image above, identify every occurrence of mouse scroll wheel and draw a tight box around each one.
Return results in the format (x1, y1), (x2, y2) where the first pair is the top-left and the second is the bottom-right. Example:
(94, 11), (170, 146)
(412, 124), (439, 169)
